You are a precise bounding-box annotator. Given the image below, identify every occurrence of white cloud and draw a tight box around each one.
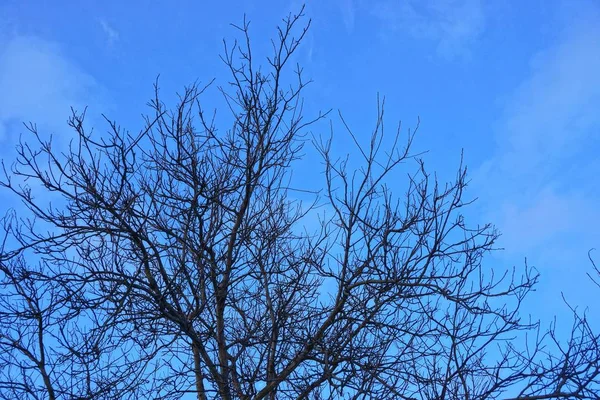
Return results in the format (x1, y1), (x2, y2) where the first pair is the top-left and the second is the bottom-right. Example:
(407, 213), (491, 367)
(369, 0), (485, 59)
(0, 36), (99, 144)
(339, 0), (356, 33)
(473, 1), (600, 269)
(501, 28), (600, 175)
(495, 189), (599, 257)
(0, 34), (105, 211)
(99, 19), (119, 45)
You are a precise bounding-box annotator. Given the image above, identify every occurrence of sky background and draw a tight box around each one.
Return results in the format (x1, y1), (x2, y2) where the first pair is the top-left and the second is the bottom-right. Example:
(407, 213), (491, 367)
(1, 0), (599, 339)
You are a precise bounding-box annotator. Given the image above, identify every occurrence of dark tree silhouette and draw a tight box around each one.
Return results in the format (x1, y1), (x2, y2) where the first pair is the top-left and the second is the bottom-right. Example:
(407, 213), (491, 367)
(1, 8), (599, 400)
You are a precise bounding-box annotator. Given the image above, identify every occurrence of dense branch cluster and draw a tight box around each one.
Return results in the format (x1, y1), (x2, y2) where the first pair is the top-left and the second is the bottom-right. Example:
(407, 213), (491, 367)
(1, 9), (599, 400)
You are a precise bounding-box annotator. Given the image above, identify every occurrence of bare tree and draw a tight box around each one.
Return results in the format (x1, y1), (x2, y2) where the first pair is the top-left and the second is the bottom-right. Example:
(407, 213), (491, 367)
(1, 8), (599, 400)
(0, 215), (170, 399)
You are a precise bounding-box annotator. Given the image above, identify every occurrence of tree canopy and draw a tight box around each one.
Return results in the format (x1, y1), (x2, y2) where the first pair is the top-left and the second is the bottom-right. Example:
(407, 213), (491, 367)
(1, 9), (599, 400)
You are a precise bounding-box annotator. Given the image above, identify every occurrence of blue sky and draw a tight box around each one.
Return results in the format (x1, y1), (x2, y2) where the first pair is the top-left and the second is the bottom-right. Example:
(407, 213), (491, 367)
(1, 0), (599, 335)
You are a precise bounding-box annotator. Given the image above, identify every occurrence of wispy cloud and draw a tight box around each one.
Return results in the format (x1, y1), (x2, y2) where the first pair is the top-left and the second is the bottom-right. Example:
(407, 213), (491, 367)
(369, 0), (485, 60)
(99, 19), (119, 45)
(339, 0), (356, 33)
(0, 34), (105, 210)
(473, 1), (600, 268)
(0, 36), (99, 144)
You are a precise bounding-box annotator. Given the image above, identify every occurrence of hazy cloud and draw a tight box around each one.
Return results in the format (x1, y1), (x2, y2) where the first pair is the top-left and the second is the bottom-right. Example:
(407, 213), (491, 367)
(474, 2), (600, 265)
(100, 19), (119, 45)
(370, 0), (485, 59)
(0, 34), (105, 211)
(339, 0), (356, 32)
(0, 35), (100, 143)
